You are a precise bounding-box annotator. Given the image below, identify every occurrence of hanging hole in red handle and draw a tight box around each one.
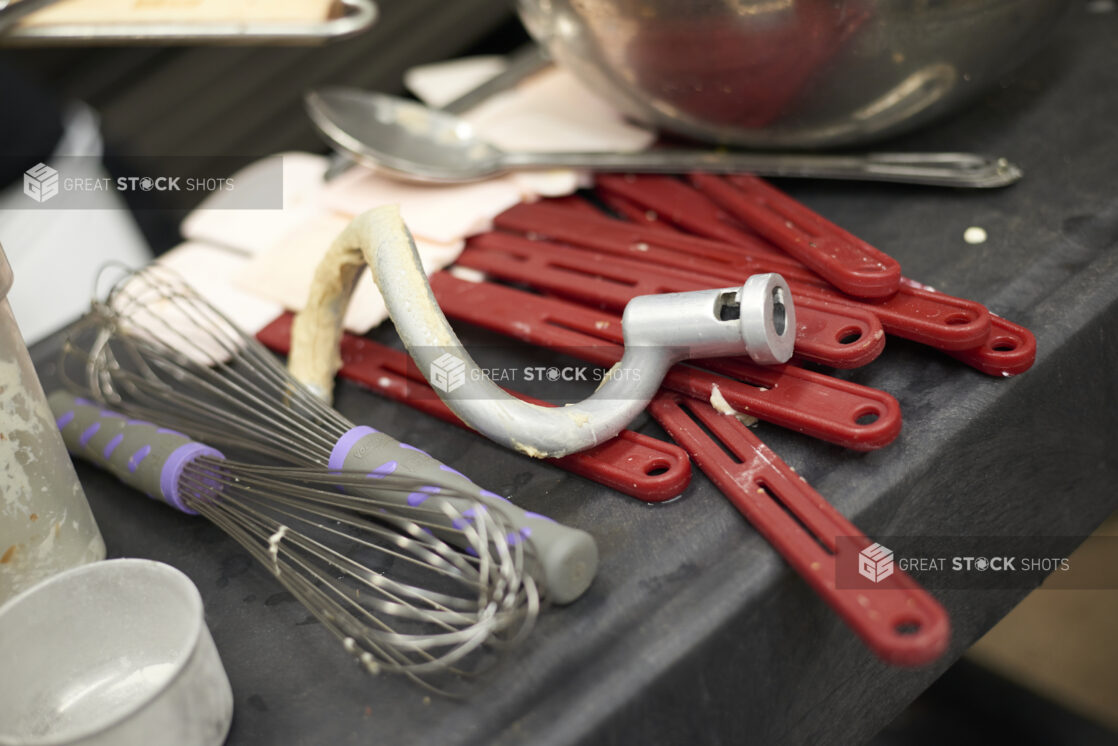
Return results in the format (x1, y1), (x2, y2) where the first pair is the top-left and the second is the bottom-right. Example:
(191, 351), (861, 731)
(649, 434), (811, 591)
(893, 618), (923, 636)
(644, 459), (671, 476)
(991, 337), (1018, 352)
(837, 327), (864, 345)
(945, 313), (972, 326)
(854, 408), (881, 426)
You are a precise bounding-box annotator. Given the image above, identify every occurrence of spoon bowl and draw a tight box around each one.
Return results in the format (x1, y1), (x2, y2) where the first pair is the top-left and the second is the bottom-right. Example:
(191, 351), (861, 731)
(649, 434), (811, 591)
(307, 88), (505, 183)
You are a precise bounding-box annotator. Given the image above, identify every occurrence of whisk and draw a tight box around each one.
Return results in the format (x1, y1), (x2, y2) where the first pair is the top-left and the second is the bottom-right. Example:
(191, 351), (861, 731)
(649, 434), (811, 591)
(60, 265), (597, 604)
(50, 391), (537, 689)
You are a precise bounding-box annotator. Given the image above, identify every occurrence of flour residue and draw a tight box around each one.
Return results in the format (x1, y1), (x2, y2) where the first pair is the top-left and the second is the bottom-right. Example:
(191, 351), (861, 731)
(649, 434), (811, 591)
(0, 334), (105, 601)
(709, 383), (759, 427)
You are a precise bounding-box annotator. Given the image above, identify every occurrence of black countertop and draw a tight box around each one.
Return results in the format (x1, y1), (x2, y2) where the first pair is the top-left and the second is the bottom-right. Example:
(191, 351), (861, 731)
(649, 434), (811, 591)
(31, 4), (1118, 744)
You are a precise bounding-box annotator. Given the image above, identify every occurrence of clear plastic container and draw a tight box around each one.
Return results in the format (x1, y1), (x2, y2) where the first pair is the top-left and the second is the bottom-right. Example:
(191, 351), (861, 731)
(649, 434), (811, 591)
(0, 242), (105, 604)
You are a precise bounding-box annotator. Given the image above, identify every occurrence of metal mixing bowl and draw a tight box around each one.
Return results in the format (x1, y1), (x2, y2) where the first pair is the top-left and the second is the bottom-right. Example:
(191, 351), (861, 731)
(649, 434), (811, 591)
(516, 0), (1069, 148)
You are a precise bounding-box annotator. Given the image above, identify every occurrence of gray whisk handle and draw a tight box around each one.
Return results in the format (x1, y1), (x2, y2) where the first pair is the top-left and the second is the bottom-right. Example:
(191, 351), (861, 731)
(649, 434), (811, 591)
(48, 392), (223, 515)
(332, 426), (598, 604)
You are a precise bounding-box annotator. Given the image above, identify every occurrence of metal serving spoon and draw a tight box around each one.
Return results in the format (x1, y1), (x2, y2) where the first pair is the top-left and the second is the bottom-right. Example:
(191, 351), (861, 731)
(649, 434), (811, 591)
(306, 87), (1022, 189)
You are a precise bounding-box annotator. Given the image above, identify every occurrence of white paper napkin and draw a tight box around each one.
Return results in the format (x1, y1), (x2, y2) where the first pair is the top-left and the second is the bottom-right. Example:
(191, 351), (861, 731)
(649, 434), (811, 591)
(181, 152), (330, 256)
(156, 241), (283, 331)
(176, 58), (657, 336)
(232, 211), (463, 333)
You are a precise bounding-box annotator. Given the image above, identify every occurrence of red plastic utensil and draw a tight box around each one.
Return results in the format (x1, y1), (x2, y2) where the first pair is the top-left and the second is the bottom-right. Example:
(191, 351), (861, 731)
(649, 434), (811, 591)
(595, 174), (902, 298)
(537, 194), (604, 216)
(460, 233), (886, 368)
(597, 173), (760, 246)
(946, 315), (1037, 377)
(497, 200), (802, 271)
(430, 272), (902, 450)
(692, 173), (903, 299)
(256, 313), (692, 502)
(495, 201), (994, 356)
(607, 178), (1028, 373)
(596, 189), (681, 230)
(649, 392), (950, 666)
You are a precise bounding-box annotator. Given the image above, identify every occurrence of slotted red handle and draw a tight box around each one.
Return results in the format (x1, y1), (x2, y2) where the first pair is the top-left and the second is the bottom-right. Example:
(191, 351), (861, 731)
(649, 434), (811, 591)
(595, 174), (901, 298)
(496, 199), (801, 271)
(460, 233), (885, 369)
(430, 273), (902, 450)
(496, 201), (996, 357)
(596, 189), (682, 231)
(597, 173), (761, 246)
(256, 313), (692, 502)
(649, 393), (950, 666)
(692, 173), (903, 298)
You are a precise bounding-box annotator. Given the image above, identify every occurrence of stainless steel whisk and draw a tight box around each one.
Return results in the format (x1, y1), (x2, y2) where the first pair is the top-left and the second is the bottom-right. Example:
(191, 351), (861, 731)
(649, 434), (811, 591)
(50, 392), (537, 689)
(61, 265), (598, 604)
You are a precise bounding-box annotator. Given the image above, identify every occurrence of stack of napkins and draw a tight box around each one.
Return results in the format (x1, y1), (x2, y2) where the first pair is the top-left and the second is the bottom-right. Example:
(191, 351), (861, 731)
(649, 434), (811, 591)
(159, 58), (655, 336)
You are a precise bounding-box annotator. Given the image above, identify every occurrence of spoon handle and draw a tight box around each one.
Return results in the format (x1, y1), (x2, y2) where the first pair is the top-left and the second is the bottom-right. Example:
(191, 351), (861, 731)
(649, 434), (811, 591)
(500, 150), (1022, 188)
(441, 44), (549, 116)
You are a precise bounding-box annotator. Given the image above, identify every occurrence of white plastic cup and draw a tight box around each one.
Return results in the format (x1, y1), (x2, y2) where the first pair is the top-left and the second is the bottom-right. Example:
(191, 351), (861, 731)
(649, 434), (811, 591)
(0, 558), (234, 746)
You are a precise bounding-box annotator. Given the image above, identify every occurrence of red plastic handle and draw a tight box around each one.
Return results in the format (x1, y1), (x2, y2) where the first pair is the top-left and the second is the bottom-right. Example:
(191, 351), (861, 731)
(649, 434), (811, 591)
(676, 358), (901, 450)
(495, 201), (994, 357)
(596, 189), (683, 231)
(598, 184), (991, 351)
(430, 273), (902, 450)
(692, 173), (903, 298)
(496, 199), (802, 271)
(255, 313), (692, 502)
(461, 232), (885, 369)
(539, 194), (605, 216)
(649, 393), (950, 666)
(946, 315), (1037, 377)
(596, 173), (762, 246)
(594, 174), (901, 298)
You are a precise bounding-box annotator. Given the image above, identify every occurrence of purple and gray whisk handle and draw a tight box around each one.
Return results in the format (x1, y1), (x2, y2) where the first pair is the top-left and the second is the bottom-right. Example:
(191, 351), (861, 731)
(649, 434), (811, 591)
(331, 426), (598, 605)
(49, 391), (222, 515)
(47, 392), (598, 604)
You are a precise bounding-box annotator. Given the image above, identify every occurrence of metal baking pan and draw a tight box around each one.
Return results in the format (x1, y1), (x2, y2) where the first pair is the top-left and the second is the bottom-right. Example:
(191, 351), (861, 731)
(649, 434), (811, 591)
(0, 0), (375, 45)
